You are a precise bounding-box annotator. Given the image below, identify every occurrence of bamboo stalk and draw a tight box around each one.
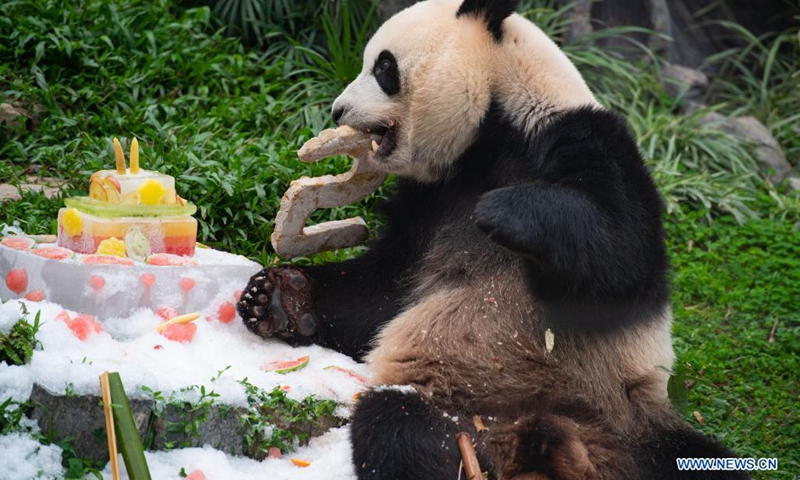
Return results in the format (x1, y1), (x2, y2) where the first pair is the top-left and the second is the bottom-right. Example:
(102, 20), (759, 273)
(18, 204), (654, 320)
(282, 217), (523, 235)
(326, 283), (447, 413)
(107, 372), (152, 480)
(456, 432), (482, 480)
(113, 138), (126, 174)
(99, 372), (120, 480)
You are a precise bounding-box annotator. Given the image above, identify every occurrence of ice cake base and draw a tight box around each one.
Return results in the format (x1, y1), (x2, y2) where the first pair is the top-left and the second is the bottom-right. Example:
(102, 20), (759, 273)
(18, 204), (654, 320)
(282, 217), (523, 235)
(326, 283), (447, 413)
(0, 242), (261, 318)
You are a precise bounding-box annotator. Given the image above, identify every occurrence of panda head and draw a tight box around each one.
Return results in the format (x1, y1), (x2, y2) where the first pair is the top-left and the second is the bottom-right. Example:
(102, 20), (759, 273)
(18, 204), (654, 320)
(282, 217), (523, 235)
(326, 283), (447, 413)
(332, 0), (599, 182)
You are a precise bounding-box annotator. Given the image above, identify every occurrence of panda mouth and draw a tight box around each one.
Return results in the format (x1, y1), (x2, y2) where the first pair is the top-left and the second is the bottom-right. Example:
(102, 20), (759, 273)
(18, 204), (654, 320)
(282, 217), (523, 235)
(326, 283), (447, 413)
(364, 121), (398, 159)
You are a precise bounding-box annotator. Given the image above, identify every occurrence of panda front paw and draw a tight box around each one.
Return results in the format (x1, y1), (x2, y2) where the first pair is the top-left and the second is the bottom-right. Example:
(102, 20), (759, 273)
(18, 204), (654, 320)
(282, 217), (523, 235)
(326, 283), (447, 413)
(237, 267), (318, 342)
(474, 187), (536, 258)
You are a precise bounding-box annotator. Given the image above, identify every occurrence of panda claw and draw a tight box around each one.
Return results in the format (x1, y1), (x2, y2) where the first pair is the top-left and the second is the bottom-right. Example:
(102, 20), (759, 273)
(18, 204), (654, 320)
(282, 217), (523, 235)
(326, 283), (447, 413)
(237, 267), (317, 341)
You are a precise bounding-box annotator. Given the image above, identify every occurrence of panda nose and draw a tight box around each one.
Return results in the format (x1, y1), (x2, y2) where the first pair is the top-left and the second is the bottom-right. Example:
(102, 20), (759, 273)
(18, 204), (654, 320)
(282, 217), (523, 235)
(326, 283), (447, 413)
(332, 106), (345, 126)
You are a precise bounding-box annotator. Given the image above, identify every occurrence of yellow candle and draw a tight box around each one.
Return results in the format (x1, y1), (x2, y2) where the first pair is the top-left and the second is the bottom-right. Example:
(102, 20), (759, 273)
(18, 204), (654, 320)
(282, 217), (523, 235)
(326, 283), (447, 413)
(130, 138), (140, 174)
(113, 137), (126, 174)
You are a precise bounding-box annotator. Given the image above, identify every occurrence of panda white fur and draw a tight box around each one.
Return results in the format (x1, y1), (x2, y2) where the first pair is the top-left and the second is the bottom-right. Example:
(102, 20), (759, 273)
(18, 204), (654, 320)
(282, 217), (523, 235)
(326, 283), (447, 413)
(238, 1), (749, 478)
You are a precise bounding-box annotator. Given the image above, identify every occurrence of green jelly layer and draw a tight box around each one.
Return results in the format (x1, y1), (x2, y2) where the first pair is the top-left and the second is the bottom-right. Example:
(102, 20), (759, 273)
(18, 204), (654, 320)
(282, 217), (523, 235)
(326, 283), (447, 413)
(64, 196), (197, 218)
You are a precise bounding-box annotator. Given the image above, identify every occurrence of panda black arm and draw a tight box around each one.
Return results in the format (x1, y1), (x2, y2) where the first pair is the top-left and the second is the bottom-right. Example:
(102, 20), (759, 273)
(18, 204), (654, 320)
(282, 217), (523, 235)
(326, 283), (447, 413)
(238, 226), (415, 361)
(474, 107), (669, 331)
(298, 241), (413, 360)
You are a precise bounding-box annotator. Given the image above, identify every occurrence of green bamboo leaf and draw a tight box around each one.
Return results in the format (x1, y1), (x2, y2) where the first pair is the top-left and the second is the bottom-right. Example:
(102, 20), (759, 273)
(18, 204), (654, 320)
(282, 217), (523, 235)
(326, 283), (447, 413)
(108, 372), (152, 480)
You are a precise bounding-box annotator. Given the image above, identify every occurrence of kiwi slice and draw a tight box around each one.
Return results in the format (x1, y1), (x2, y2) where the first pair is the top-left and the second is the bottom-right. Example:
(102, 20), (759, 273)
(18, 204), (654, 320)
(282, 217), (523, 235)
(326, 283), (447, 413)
(125, 228), (152, 262)
(65, 196), (196, 217)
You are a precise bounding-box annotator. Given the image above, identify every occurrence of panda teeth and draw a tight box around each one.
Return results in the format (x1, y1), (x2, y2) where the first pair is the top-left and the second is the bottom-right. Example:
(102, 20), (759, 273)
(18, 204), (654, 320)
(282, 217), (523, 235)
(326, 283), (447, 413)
(371, 140), (380, 152)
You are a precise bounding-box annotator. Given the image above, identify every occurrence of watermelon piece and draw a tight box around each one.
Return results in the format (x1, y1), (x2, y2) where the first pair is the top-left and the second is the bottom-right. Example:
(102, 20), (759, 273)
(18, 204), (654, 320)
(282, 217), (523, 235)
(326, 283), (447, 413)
(179, 277), (196, 292)
(64, 196), (196, 218)
(67, 316), (92, 340)
(5, 269), (28, 294)
(324, 365), (369, 384)
(261, 356), (310, 374)
(140, 273), (156, 288)
(30, 246), (75, 261)
(82, 254), (135, 266)
(185, 470), (206, 480)
(1, 237), (36, 251)
(75, 313), (103, 333)
(268, 447), (282, 459)
(217, 301), (236, 324)
(89, 275), (106, 291)
(156, 306), (179, 321)
(145, 253), (199, 266)
(161, 322), (197, 343)
(24, 290), (45, 302)
(57, 312), (103, 340)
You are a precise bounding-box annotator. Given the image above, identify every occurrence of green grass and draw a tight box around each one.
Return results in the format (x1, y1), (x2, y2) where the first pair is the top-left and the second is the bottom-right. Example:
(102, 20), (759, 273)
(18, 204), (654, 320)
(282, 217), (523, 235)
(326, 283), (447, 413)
(1, 0), (799, 477)
(667, 210), (800, 476)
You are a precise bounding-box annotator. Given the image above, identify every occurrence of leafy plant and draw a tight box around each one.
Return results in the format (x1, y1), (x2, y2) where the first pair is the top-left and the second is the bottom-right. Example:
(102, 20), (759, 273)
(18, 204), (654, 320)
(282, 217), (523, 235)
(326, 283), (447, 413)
(239, 378), (338, 457)
(704, 24), (800, 168)
(0, 308), (42, 366)
(0, 398), (32, 435)
(282, 0), (378, 133)
(144, 384), (220, 450)
(210, 0), (320, 47)
(58, 438), (105, 480)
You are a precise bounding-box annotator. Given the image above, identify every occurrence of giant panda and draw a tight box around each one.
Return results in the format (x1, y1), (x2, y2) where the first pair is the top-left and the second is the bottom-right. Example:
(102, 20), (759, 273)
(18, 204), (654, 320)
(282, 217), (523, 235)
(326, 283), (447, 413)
(237, 1), (749, 479)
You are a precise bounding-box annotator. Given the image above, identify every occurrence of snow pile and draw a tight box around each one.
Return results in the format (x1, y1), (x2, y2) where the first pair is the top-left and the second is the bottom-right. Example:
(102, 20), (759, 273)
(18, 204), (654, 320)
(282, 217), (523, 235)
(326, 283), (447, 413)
(98, 426), (356, 480)
(0, 298), (368, 407)
(0, 432), (65, 480)
(0, 286), (370, 479)
(0, 299), (24, 334)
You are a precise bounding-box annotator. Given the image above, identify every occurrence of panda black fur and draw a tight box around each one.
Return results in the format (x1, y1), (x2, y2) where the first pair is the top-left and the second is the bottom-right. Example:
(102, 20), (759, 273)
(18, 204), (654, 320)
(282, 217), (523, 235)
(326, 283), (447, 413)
(238, 1), (749, 479)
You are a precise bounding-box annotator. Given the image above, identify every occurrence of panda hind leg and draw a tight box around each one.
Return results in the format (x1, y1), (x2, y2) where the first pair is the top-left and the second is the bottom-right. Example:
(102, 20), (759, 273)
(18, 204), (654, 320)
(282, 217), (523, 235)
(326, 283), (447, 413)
(486, 414), (603, 480)
(351, 388), (474, 480)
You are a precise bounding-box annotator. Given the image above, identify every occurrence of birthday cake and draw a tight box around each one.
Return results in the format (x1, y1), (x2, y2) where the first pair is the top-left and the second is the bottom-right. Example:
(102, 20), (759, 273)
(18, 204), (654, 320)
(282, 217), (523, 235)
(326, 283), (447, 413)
(57, 138), (197, 258)
(0, 138), (261, 318)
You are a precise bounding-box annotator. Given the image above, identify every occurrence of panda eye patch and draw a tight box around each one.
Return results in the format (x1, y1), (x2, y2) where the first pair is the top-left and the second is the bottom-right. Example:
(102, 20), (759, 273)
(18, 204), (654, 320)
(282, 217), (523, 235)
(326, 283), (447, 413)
(373, 50), (400, 96)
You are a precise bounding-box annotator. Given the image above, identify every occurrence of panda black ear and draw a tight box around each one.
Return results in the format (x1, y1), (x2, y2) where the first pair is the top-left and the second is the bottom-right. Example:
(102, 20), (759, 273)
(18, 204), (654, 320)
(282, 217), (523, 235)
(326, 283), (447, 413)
(456, 0), (520, 42)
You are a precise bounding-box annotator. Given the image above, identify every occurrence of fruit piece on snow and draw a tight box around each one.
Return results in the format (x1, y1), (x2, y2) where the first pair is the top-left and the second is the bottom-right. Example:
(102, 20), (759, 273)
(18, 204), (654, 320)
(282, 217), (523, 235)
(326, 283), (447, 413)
(161, 322), (197, 342)
(261, 356), (310, 374)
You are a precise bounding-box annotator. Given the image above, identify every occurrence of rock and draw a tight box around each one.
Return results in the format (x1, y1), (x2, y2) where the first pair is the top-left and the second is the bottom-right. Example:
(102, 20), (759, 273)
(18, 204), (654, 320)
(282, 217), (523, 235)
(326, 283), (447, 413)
(27, 383), (347, 462)
(787, 176), (800, 192)
(30, 383), (152, 462)
(0, 185), (22, 202)
(0, 177), (67, 202)
(0, 103), (27, 129)
(662, 64), (708, 102)
(151, 403), (249, 455)
(691, 106), (792, 183)
(728, 116), (791, 182)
